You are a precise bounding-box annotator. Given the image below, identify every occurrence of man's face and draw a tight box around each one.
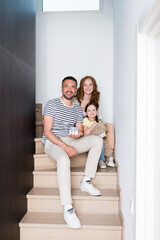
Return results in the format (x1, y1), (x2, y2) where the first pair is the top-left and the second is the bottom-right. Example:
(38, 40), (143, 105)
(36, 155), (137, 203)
(61, 79), (77, 100)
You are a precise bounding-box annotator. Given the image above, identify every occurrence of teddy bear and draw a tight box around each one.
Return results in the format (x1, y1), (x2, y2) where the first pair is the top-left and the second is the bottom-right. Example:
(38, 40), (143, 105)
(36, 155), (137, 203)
(89, 122), (113, 157)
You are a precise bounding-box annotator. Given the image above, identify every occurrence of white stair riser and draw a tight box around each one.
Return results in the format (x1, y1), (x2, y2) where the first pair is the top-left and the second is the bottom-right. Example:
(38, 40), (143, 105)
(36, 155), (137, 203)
(33, 174), (117, 189)
(35, 141), (44, 154)
(20, 227), (121, 240)
(27, 198), (119, 214)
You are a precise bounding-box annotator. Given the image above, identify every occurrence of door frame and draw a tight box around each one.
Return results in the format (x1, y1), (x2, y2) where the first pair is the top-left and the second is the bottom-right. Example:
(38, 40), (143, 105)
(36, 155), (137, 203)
(136, 0), (160, 239)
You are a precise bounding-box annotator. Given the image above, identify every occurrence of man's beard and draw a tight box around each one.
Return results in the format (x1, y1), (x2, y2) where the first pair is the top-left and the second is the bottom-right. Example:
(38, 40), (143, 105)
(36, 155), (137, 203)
(63, 92), (75, 100)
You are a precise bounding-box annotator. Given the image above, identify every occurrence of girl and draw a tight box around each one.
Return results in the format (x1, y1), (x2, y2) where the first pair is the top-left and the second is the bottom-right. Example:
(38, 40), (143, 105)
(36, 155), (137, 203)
(83, 102), (115, 168)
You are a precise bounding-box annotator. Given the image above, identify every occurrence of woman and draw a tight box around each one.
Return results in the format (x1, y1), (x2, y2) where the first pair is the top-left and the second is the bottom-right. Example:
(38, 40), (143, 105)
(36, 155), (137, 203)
(76, 76), (115, 168)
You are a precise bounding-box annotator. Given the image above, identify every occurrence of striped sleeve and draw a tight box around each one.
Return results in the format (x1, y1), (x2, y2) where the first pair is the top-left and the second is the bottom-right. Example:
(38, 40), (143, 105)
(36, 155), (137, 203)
(43, 99), (56, 118)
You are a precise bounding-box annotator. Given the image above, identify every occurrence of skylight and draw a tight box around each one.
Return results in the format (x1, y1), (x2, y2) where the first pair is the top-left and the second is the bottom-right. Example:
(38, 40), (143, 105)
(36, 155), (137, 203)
(43, 0), (101, 12)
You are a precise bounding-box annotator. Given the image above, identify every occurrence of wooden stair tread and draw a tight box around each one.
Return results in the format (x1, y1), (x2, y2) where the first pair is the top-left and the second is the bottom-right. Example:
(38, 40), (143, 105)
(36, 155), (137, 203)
(33, 166), (117, 175)
(34, 138), (42, 142)
(34, 154), (46, 158)
(27, 187), (119, 200)
(19, 212), (122, 230)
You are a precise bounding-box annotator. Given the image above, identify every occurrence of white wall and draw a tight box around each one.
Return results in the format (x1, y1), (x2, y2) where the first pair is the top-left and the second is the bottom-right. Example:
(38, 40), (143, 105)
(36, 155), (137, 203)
(36, 0), (113, 122)
(154, 34), (160, 240)
(113, 0), (155, 240)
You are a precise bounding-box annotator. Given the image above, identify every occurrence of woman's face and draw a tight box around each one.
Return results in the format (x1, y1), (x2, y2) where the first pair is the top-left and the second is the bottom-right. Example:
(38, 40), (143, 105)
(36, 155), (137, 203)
(86, 105), (97, 119)
(83, 78), (94, 95)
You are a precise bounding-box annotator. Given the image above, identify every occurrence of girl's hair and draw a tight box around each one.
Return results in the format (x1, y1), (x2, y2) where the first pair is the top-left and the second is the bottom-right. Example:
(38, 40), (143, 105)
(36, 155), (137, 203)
(85, 102), (99, 122)
(76, 76), (100, 105)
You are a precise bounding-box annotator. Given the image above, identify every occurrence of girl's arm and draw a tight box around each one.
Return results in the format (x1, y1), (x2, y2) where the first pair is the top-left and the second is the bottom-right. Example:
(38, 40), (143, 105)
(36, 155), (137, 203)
(83, 122), (97, 136)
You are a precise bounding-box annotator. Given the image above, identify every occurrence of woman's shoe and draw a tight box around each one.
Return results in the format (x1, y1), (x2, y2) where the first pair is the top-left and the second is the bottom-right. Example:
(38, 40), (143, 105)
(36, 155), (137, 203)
(106, 156), (115, 167)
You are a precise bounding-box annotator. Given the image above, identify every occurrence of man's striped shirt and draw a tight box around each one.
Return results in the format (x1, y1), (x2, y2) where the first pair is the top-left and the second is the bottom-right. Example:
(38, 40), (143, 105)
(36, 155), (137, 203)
(42, 97), (83, 145)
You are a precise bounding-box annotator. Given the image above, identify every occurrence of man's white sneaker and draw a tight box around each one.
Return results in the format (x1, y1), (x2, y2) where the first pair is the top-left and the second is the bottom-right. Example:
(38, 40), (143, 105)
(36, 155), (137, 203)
(80, 180), (101, 196)
(64, 208), (81, 228)
(106, 156), (115, 167)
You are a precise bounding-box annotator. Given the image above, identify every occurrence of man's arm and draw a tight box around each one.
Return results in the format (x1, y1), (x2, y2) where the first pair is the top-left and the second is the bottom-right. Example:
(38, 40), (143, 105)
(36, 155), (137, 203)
(43, 115), (77, 157)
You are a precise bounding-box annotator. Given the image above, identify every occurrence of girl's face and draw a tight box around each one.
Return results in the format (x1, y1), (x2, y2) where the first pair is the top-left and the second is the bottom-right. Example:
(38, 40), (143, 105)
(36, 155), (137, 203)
(86, 105), (98, 120)
(83, 78), (94, 95)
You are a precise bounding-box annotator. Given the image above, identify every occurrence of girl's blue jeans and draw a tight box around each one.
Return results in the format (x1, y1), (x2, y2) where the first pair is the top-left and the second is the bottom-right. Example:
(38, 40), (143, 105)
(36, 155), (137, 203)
(99, 143), (105, 161)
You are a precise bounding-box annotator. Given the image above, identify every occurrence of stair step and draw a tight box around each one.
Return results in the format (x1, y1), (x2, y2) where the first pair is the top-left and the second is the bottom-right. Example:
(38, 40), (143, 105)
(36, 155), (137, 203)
(33, 166), (117, 189)
(34, 153), (88, 170)
(35, 138), (44, 154)
(27, 187), (120, 214)
(20, 212), (122, 240)
(19, 138), (124, 239)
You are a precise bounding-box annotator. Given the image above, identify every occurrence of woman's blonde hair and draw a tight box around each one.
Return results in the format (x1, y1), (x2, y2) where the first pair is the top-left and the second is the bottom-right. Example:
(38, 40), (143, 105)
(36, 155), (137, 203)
(76, 76), (100, 105)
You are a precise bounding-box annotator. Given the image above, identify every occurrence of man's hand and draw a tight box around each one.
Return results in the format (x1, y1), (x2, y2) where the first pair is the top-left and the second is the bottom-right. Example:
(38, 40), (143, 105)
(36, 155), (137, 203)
(68, 131), (83, 139)
(62, 144), (78, 157)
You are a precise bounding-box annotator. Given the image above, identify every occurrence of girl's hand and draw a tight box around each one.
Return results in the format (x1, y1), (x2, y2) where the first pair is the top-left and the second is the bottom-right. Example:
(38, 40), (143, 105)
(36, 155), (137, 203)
(92, 122), (97, 127)
(83, 122), (97, 136)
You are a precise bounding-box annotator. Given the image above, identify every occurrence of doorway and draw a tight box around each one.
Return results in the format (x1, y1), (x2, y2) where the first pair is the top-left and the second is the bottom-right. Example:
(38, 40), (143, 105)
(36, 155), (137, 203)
(136, 1), (160, 239)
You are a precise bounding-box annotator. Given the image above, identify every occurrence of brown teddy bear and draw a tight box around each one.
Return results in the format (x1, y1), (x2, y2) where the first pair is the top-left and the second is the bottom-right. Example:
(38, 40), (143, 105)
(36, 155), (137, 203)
(89, 122), (112, 157)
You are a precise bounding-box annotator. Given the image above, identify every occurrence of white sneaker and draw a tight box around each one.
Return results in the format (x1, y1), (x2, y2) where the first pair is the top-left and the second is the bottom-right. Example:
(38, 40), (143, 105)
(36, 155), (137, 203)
(106, 156), (115, 167)
(99, 131), (106, 138)
(99, 160), (107, 169)
(80, 180), (101, 196)
(64, 208), (81, 228)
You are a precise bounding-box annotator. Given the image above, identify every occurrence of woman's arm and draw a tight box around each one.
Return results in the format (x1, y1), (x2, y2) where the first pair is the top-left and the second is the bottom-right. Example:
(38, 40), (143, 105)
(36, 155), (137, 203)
(98, 103), (103, 120)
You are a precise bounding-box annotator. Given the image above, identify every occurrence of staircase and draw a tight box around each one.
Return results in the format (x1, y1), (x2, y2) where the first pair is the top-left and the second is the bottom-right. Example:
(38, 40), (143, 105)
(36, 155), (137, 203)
(19, 138), (124, 240)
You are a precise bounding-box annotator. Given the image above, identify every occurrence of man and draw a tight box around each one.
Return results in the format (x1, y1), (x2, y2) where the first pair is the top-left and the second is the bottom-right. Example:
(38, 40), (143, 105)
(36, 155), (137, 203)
(42, 76), (103, 228)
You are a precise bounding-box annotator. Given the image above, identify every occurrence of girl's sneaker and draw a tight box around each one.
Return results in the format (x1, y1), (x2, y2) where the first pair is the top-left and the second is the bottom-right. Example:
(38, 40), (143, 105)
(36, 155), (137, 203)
(99, 160), (107, 168)
(106, 156), (115, 167)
